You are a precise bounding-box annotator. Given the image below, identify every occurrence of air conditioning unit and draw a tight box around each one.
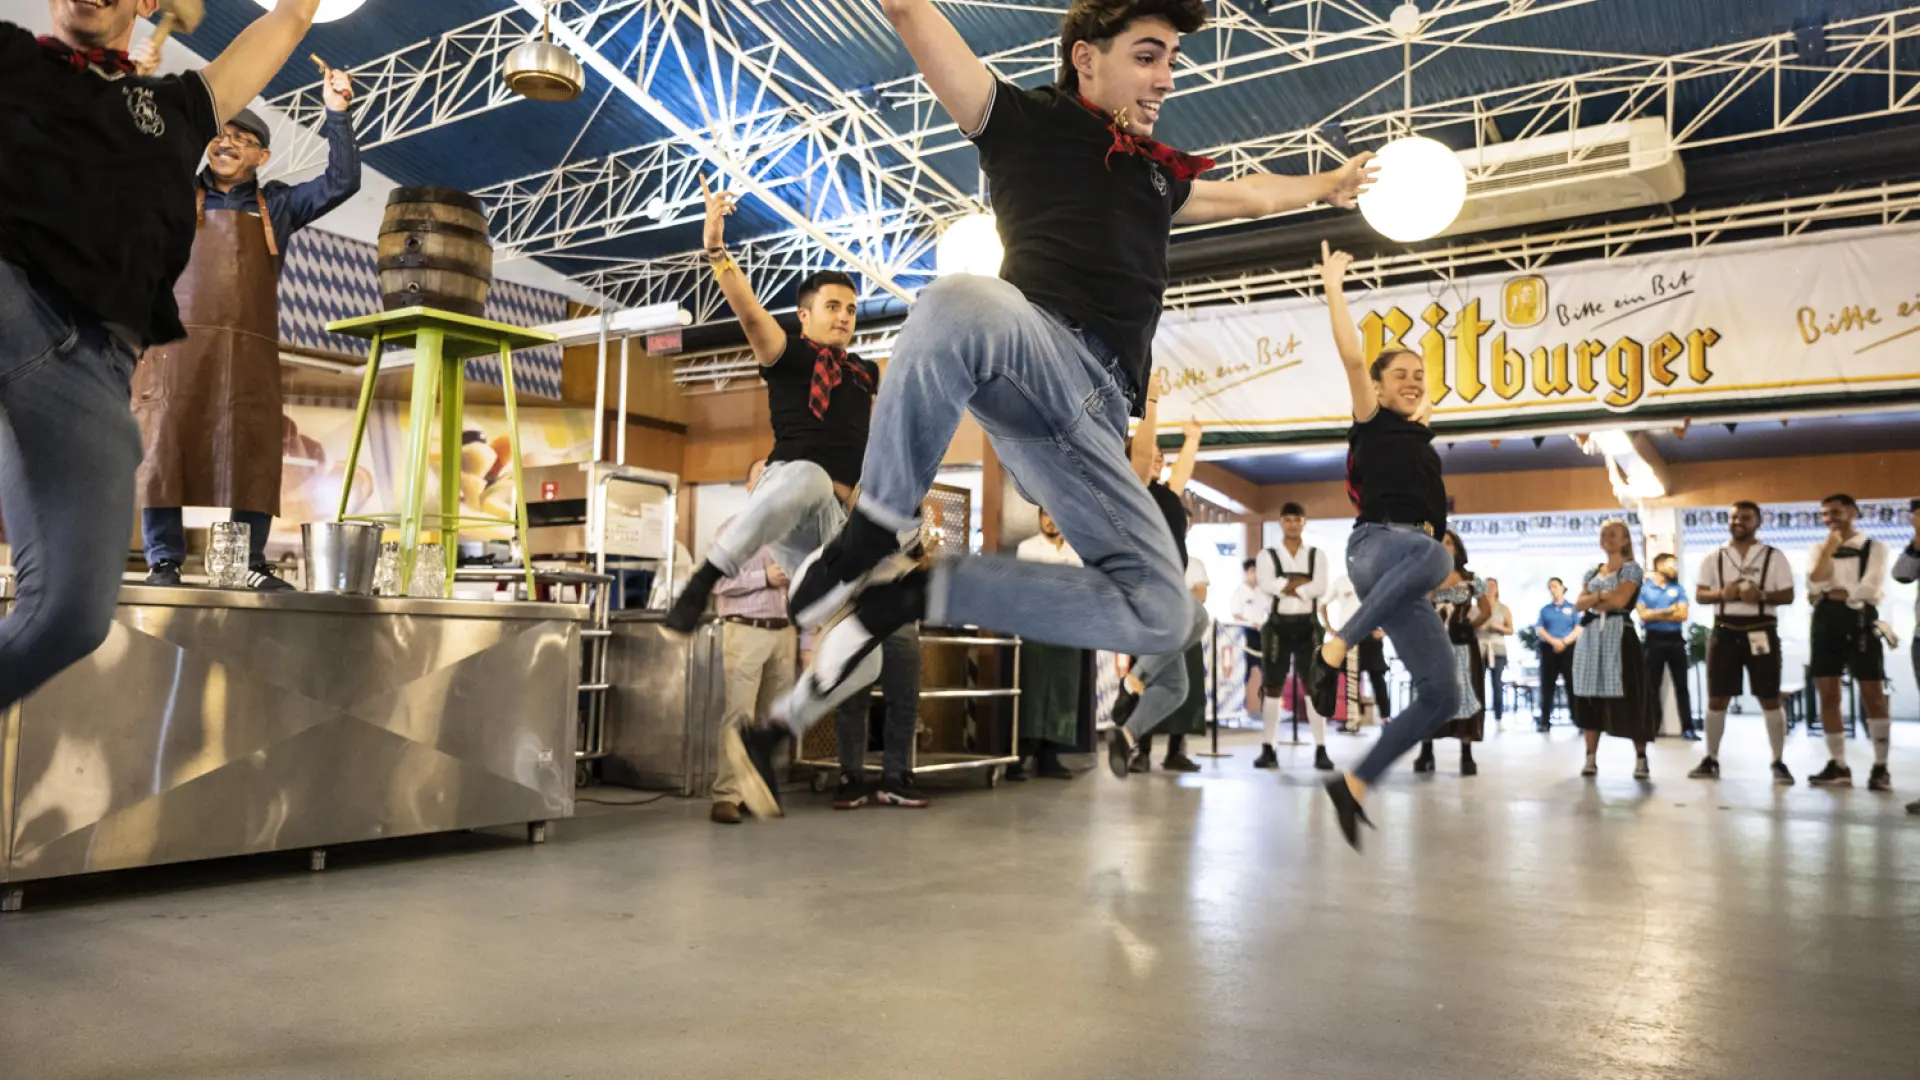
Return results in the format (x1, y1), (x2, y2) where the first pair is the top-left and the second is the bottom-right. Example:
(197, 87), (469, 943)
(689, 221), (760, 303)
(1440, 118), (1685, 238)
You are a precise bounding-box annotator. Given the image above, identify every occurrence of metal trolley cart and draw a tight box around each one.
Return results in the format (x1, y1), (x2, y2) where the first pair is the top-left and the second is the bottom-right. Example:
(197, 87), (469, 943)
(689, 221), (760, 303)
(798, 627), (1022, 790)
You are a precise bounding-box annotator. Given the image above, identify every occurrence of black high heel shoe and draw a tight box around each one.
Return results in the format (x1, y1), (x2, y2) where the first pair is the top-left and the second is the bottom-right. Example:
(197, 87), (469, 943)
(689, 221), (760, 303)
(1323, 776), (1374, 851)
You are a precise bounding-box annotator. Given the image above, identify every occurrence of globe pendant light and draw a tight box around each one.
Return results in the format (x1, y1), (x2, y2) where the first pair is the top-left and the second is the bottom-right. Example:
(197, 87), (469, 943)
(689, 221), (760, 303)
(253, 0), (366, 21)
(1358, 135), (1466, 242)
(1356, 4), (1466, 243)
(935, 213), (1003, 278)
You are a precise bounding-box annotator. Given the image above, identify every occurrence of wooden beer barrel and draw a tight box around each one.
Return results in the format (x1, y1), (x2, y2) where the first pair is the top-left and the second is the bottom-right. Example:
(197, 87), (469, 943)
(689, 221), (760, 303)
(377, 186), (493, 317)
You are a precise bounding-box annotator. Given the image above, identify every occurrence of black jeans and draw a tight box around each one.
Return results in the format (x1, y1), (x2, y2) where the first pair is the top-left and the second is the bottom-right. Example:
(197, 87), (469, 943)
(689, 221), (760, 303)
(1643, 630), (1694, 734)
(1538, 644), (1576, 725)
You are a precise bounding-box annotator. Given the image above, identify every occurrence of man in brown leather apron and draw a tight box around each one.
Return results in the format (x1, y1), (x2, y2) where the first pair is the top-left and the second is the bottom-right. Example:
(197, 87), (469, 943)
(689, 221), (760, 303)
(135, 71), (360, 590)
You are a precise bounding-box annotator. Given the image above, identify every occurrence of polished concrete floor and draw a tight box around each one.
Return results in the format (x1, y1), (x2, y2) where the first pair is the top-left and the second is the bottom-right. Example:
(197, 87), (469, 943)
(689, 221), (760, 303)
(4, 720), (1919, 1080)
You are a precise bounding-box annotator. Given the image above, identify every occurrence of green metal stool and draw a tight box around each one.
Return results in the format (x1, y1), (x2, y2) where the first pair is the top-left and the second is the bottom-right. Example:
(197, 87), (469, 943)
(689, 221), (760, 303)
(325, 306), (556, 598)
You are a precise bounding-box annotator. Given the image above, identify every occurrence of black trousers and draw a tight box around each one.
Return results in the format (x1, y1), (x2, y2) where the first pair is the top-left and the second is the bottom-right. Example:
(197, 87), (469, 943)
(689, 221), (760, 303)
(1642, 631), (1694, 734)
(1539, 644), (1576, 725)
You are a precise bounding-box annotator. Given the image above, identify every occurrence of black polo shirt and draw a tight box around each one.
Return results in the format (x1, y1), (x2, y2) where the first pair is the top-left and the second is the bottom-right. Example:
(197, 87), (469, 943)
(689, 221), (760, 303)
(1346, 407), (1448, 537)
(762, 334), (879, 489)
(967, 81), (1192, 414)
(0, 25), (221, 346)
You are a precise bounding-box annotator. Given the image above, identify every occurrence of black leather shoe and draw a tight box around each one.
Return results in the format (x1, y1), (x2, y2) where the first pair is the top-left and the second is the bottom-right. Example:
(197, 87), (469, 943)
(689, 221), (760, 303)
(1313, 745), (1335, 772)
(145, 560), (183, 587)
(663, 562), (722, 636)
(1412, 744), (1436, 774)
(1162, 752), (1202, 773)
(1106, 725), (1137, 780)
(1460, 747), (1478, 776)
(1253, 744), (1279, 769)
(1324, 776), (1373, 852)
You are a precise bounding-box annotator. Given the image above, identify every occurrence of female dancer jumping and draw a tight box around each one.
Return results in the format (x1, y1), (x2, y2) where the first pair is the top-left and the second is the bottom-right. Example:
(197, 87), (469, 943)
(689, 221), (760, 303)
(1307, 243), (1462, 850)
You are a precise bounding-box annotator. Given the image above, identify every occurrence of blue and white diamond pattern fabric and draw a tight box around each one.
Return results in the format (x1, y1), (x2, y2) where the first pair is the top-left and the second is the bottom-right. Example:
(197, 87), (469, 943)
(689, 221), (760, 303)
(279, 227), (569, 400)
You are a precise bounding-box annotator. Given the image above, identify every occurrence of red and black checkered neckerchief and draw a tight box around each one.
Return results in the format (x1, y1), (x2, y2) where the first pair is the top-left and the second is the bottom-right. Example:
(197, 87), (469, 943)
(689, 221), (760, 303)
(804, 338), (873, 419)
(37, 35), (137, 76)
(1073, 94), (1214, 182)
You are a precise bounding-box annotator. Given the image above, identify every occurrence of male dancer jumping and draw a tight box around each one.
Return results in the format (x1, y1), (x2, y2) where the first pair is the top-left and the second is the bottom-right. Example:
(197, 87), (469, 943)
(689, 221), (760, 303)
(663, 177), (878, 639)
(0, 0), (330, 712)
(726, 0), (1373, 808)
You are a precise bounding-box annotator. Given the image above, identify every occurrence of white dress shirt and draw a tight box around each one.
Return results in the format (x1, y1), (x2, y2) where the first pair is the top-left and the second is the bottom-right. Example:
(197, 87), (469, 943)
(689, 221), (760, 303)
(1256, 540), (1330, 617)
(1806, 532), (1891, 610)
(1017, 532), (1083, 567)
(1696, 541), (1794, 619)
(1230, 582), (1266, 626)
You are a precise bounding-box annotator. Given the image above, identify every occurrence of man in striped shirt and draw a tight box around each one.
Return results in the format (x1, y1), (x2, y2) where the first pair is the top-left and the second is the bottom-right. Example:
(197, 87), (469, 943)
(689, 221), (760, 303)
(710, 462), (797, 824)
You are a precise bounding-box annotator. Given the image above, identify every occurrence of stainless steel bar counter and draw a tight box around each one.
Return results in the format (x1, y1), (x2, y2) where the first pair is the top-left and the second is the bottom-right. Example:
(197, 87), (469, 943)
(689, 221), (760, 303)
(0, 586), (584, 907)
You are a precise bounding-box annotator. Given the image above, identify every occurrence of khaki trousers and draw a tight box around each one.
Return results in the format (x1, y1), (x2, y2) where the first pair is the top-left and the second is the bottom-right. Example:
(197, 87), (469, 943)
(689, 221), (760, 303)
(712, 620), (797, 804)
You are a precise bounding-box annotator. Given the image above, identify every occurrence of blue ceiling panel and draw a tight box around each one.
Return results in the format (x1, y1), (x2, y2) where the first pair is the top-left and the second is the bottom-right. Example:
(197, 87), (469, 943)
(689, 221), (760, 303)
(165, 1), (1920, 289)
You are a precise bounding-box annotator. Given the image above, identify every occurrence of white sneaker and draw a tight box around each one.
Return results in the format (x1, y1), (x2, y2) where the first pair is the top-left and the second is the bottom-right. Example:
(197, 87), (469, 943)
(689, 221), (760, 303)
(772, 610), (887, 731)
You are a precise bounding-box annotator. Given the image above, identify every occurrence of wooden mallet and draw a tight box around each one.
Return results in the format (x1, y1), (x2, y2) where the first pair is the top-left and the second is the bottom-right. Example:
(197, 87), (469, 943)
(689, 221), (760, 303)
(149, 0), (206, 47)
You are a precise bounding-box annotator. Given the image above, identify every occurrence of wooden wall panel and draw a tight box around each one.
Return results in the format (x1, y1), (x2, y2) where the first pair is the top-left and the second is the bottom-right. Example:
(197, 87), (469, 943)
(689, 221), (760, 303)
(1656, 449), (1920, 508)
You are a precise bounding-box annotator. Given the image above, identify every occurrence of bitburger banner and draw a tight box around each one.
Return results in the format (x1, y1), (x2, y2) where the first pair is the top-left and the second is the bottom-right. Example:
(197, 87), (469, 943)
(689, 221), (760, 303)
(1152, 224), (1920, 439)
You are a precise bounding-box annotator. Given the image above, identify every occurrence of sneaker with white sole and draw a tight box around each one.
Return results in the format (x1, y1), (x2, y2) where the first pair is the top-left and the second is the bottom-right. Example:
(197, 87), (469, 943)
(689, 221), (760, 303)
(1868, 764), (1892, 792)
(787, 509), (917, 630)
(1688, 756), (1719, 780)
(876, 774), (931, 808)
(1771, 761), (1795, 786)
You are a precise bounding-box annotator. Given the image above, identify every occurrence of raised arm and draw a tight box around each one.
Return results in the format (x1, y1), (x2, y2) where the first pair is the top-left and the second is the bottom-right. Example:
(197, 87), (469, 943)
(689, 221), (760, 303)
(881, 0), (995, 134)
(1315, 242), (1377, 422)
(272, 71), (361, 234)
(1174, 155), (1376, 226)
(201, 0), (324, 126)
(1166, 418), (1202, 496)
(700, 176), (787, 365)
(1130, 384), (1161, 485)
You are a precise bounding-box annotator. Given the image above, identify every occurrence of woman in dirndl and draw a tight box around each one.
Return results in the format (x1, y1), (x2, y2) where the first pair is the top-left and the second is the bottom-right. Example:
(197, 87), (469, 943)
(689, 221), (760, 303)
(1415, 530), (1491, 776)
(1572, 519), (1655, 778)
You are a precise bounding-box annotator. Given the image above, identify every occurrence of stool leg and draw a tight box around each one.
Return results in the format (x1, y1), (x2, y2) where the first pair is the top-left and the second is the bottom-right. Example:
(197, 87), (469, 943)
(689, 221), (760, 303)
(397, 327), (445, 589)
(497, 340), (536, 598)
(441, 350), (465, 598)
(337, 336), (385, 521)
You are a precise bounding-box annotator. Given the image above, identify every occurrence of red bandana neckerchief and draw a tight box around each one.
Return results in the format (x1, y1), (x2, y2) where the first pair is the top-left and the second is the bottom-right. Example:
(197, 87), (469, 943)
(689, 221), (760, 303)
(37, 35), (137, 76)
(804, 338), (873, 419)
(1073, 94), (1214, 182)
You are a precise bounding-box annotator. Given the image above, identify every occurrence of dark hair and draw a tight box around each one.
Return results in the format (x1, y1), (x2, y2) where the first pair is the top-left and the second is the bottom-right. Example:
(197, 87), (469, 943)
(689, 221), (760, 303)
(1654, 552), (1677, 570)
(1369, 347), (1419, 381)
(1279, 501), (1306, 518)
(1056, 0), (1208, 92)
(1548, 577), (1565, 588)
(796, 270), (857, 309)
(1821, 493), (1858, 510)
(1442, 529), (1469, 571)
(1731, 500), (1762, 516)
(1242, 558), (1258, 571)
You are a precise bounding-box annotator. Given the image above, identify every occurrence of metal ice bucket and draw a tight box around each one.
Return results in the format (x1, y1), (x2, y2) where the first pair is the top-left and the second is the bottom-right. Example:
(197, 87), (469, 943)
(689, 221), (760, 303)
(301, 522), (385, 595)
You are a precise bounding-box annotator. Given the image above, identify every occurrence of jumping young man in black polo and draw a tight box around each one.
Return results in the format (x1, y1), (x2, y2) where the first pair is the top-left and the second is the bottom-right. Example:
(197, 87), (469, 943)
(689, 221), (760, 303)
(665, 178), (876, 634)
(0, 0), (331, 712)
(722, 0), (1373, 812)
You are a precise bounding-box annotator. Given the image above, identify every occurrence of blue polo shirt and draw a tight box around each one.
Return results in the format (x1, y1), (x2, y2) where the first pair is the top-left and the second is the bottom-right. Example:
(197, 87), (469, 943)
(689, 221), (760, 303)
(1537, 600), (1579, 642)
(1639, 579), (1686, 633)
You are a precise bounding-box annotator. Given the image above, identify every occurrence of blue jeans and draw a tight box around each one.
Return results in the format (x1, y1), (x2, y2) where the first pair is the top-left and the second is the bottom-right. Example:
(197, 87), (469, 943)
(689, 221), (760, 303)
(0, 259), (143, 710)
(143, 507), (273, 567)
(835, 623), (921, 781)
(850, 276), (1201, 736)
(707, 459), (846, 578)
(1332, 524), (1459, 784)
